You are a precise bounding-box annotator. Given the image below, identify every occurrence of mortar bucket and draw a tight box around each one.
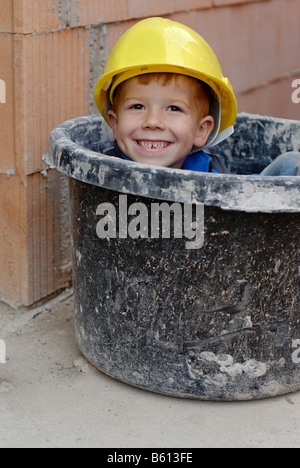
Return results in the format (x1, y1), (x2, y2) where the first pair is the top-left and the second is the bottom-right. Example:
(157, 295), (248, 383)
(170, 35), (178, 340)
(43, 113), (300, 400)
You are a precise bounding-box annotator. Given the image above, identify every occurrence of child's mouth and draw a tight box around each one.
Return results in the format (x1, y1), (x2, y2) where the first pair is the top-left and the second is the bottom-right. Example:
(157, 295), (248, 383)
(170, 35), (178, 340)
(135, 140), (171, 150)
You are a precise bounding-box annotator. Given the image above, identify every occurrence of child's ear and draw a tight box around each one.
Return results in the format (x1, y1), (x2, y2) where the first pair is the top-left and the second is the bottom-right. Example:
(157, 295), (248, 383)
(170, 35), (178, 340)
(107, 110), (118, 135)
(194, 116), (215, 148)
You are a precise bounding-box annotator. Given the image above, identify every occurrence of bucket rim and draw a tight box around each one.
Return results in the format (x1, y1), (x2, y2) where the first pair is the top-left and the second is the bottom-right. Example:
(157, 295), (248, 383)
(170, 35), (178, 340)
(43, 113), (300, 213)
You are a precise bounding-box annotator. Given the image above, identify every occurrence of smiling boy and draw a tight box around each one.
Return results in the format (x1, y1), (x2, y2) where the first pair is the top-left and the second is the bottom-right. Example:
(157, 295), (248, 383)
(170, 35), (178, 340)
(107, 73), (214, 169)
(95, 17), (300, 176)
(95, 17), (237, 174)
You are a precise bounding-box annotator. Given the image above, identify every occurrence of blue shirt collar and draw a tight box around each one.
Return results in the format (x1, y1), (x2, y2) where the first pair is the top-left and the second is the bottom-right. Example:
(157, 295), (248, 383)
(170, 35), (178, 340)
(117, 145), (212, 173)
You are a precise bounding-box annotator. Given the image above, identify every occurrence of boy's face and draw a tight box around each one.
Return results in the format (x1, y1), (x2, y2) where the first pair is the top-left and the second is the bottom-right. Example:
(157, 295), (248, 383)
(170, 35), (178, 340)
(107, 76), (214, 169)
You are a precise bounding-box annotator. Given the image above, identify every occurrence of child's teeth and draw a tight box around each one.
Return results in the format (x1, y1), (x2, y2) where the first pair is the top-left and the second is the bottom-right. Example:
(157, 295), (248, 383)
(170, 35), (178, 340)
(139, 141), (167, 149)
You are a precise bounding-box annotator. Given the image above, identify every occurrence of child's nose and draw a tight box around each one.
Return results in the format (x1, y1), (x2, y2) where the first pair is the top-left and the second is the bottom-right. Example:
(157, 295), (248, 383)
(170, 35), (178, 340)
(142, 110), (165, 130)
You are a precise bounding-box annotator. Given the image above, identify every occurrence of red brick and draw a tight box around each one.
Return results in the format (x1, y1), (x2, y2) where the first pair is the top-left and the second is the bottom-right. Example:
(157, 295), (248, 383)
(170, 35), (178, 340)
(174, 0), (212, 10)
(213, 0), (264, 5)
(0, 171), (72, 307)
(12, 0), (59, 34)
(13, 28), (90, 175)
(0, 175), (24, 306)
(237, 76), (300, 121)
(24, 171), (72, 306)
(54, 0), (130, 28)
(0, 33), (15, 173)
(127, 0), (175, 18)
(0, 0), (13, 32)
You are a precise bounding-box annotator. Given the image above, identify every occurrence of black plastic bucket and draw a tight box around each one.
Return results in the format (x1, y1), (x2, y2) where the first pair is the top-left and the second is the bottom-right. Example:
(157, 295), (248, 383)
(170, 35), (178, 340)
(44, 113), (300, 400)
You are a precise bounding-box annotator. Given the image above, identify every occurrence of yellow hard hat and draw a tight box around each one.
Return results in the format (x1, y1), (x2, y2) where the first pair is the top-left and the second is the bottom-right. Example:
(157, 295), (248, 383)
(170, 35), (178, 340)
(94, 17), (237, 147)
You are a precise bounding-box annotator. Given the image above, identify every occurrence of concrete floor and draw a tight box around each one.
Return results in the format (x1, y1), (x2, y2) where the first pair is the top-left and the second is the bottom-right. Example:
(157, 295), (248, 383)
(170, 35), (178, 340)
(1, 289), (300, 448)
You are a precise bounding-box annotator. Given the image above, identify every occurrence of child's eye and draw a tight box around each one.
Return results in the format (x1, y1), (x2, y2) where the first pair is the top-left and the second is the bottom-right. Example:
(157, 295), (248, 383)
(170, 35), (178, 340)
(130, 104), (145, 110)
(168, 105), (182, 112)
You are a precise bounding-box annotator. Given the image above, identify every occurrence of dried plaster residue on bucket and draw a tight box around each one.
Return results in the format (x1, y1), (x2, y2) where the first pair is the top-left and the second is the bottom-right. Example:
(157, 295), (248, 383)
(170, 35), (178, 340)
(43, 112), (300, 401)
(45, 113), (300, 213)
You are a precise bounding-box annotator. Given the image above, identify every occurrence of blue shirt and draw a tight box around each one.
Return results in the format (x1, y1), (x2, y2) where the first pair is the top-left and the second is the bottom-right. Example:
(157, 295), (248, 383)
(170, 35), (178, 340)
(121, 149), (221, 173)
(181, 150), (218, 173)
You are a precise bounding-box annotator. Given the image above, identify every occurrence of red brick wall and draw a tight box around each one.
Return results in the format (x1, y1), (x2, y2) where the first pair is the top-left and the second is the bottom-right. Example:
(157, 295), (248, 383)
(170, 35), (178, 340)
(0, 0), (299, 307)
